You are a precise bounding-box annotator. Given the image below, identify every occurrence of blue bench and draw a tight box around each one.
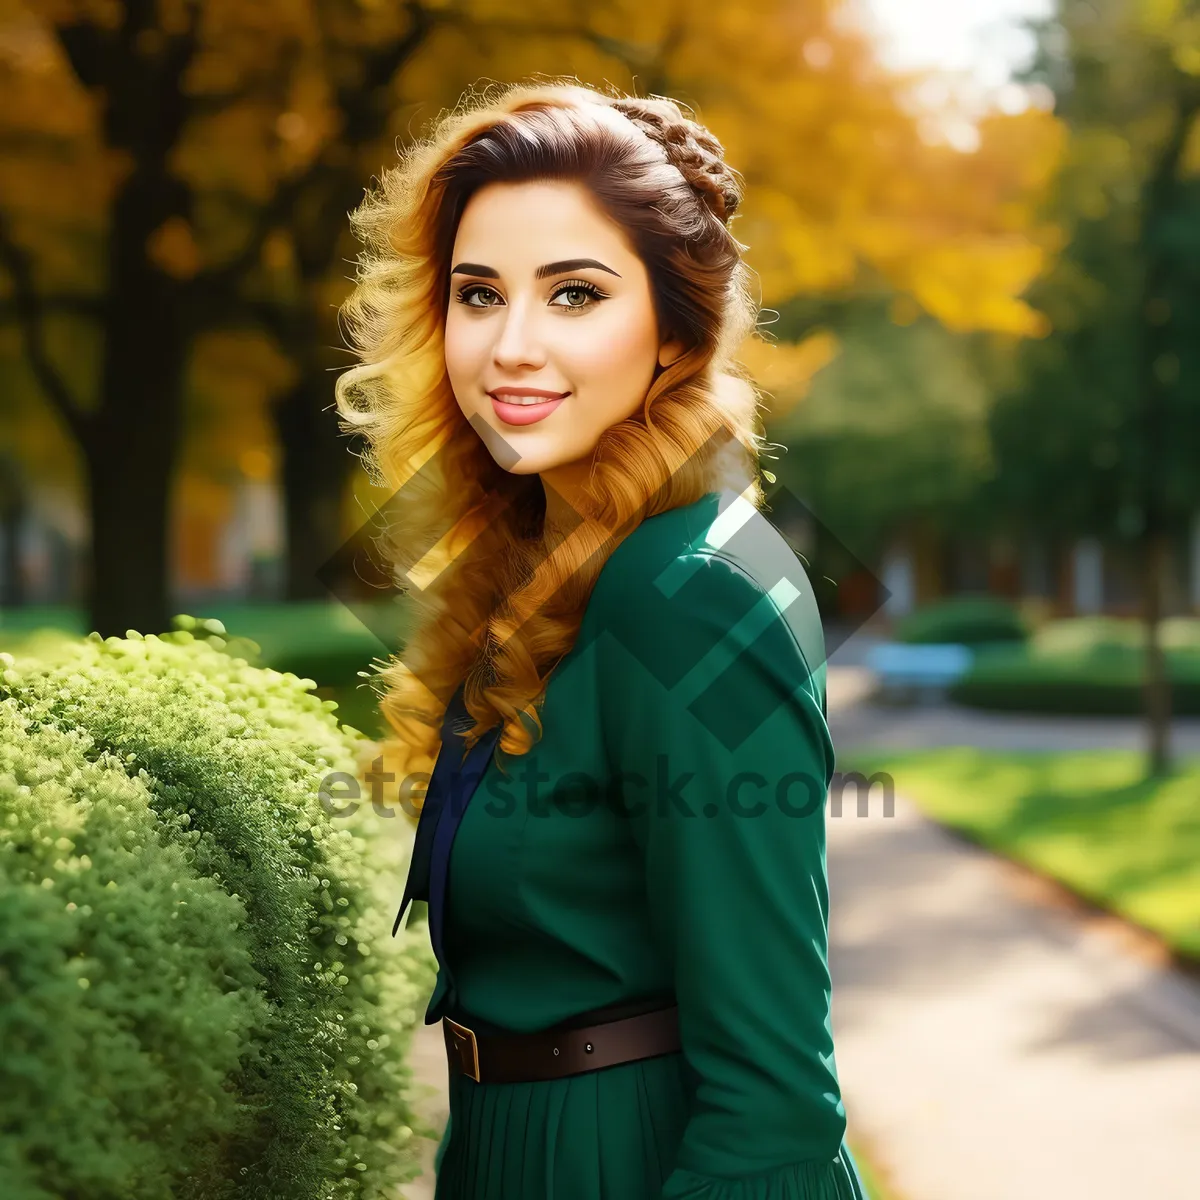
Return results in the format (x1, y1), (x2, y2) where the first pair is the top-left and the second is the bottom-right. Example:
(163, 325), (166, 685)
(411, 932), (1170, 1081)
(866, 642), (974, 699)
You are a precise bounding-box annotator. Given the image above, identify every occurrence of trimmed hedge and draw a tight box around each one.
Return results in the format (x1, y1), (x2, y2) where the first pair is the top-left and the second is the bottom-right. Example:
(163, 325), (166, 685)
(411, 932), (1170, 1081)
(0, 701), (265, 1199)
(950, 642), (1200, 715)
(894, 597), (1028, 647)
(0, 629), (435, 1200)
(1029, 615), (1200, 656)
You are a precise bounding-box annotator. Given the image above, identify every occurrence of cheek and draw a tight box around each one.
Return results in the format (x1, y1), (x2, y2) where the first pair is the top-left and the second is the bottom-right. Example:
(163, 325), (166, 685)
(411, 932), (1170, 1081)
(443, 313), (485, 387)
(565, 306), (659, 388)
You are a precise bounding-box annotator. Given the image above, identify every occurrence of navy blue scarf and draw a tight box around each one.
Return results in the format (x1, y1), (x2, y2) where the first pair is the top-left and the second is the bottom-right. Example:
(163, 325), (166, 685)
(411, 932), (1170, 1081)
(390, 682), (503, 971)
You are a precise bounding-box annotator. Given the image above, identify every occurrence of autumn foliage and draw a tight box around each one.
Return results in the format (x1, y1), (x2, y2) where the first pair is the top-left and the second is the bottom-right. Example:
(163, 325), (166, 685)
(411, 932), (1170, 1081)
(0, 0), (1063, 634)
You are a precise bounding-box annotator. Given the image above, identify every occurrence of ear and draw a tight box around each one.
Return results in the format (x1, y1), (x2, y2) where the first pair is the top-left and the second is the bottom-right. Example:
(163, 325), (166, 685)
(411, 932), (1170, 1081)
(658, 336), (686, 369)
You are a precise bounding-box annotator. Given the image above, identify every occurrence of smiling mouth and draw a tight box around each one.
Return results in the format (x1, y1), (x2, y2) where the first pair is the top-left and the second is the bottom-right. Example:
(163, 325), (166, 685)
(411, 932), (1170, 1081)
(488, 392), (569, 427)
(488, 392), (569, 405)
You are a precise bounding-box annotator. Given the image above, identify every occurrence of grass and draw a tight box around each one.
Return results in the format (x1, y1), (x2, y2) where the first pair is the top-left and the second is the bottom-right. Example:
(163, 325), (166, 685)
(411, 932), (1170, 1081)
(315, 681), (389, 740)
(847, 748), (1200, 963)
(0, 601), (411, 690)
(0, 598), (408, 648)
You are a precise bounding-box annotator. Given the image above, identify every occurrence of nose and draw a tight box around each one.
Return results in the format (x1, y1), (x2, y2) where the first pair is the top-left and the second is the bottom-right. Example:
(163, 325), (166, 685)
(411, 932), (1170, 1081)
(491, 295), (547, 372)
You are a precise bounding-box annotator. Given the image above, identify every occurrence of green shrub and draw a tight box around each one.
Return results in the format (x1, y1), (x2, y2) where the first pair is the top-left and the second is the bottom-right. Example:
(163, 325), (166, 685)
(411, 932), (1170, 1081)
(1028, 616), (1139, 657)
(950, 643), (1200, 714)
(1162, 617), (1200, 651)
(0, 630), (436, 1200)
(894, 597), (1029, 647)
(0, 701), (266, 1199)
(1029, 615), (1200, 658)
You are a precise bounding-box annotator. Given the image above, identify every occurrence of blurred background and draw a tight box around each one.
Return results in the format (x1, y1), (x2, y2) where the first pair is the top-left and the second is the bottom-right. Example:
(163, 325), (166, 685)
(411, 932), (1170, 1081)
(1, 1), (1198, 1198)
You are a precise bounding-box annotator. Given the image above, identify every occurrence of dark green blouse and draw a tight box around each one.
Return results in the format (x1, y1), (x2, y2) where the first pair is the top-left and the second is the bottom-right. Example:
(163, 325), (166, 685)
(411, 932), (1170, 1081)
(420, 490), (866, 1199)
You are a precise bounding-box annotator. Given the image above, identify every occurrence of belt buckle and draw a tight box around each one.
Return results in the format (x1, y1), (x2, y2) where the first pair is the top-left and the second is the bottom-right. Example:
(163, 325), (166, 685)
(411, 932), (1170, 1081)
(444, 1017), (481, 1082)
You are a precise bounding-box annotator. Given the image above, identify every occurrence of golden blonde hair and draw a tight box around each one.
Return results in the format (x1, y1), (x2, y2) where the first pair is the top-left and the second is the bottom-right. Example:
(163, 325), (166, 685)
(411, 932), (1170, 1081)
(334, 78), (771, 813)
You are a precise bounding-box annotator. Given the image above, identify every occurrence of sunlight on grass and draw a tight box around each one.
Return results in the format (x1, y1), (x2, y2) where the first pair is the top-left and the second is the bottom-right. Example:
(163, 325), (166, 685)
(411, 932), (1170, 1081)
(847, 749), (1200, 960)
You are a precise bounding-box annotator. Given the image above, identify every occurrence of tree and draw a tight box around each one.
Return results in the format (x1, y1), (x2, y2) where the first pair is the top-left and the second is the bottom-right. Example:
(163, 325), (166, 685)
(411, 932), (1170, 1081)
(0, 0), (1061, 636)
(767, 304), (1002, 566)
(991, 0), (1200, 776)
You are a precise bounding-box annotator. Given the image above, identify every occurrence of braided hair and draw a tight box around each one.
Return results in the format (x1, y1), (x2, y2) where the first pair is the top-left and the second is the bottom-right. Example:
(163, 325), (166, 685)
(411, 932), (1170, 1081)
(609, 95), (743, 226)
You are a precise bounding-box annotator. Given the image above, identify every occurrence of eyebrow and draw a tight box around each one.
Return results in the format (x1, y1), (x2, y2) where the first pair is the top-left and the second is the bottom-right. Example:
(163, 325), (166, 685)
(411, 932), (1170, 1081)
(450, 258), (622, 281)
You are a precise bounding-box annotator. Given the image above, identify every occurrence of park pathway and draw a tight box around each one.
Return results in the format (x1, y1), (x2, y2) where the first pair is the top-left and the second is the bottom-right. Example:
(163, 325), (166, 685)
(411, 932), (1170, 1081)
(397, 668), (1200, 1198)
(826, 663), (1200, 1198)
(825, 787), (1200, 1199)
(399, 1019), (445, 1200)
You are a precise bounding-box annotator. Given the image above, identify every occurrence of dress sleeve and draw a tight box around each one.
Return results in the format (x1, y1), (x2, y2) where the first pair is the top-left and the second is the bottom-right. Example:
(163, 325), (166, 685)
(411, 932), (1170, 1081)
(595, 550), (864, 1200)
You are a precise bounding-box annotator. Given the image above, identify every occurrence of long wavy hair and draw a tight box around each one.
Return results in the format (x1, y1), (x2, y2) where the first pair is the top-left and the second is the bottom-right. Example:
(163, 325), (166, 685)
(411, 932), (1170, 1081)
(334, 78), (772, 814)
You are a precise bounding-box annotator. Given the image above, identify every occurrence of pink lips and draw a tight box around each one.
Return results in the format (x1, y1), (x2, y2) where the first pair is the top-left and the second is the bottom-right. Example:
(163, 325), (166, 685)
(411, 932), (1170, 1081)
(488, 390), (569, 426)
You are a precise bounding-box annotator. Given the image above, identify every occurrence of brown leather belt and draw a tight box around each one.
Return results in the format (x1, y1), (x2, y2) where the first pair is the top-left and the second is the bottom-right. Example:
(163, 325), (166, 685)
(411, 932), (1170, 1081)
(443, 1002), (682, 1084)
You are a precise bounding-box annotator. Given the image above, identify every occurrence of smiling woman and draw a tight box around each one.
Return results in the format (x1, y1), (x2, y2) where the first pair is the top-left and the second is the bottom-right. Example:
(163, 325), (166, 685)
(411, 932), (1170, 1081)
(332, 79), (867, 1200)
(443, 179), (685, 515)
(333, 83), (765, 751)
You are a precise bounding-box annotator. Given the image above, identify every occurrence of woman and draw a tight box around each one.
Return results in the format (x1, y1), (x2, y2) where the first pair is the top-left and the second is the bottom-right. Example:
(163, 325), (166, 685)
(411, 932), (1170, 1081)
(335, 79), (867, 1199)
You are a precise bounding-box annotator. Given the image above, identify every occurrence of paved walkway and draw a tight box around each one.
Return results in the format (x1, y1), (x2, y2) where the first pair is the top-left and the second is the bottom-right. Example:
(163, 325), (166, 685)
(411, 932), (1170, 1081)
(827, 666), (1200, 1196)
(396, 670), (1200, 1198)
(399, 1019), (446, 1200)
(826, 787), (1200, 1199)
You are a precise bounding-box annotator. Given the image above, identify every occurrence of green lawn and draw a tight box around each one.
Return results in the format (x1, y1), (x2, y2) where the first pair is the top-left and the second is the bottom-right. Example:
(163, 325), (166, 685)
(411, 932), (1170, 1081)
(0, 601), (411, 692)
(847, 748), (1200, 962)
(316, 680), (389, 739)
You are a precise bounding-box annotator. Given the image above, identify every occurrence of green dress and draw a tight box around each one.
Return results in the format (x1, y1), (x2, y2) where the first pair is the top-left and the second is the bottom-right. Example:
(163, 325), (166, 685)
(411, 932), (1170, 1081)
(418, 490), (867, 1199)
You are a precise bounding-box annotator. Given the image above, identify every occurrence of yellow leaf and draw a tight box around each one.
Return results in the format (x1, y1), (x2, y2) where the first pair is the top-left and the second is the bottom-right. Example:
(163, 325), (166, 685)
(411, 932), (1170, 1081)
(1172, 42), (1200, 75)
(738, 330), (841, 418)
(145, 216), (202, 280)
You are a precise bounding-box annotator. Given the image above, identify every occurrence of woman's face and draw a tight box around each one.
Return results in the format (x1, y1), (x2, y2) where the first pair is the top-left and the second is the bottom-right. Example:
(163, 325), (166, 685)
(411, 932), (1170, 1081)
(444, 179), (683, 495)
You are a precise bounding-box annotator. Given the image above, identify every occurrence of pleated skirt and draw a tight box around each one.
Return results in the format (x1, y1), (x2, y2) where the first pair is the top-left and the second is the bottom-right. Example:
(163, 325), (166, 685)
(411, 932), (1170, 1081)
(431, 1049), (868, 1199)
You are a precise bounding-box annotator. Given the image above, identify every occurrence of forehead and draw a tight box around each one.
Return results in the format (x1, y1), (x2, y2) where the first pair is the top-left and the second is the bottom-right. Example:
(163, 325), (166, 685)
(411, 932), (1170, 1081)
(451, 179), (635, 266)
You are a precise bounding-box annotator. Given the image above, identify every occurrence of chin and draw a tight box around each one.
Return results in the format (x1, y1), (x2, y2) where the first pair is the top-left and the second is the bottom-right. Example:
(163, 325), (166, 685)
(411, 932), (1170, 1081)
(481, 428), (578, 475)
(497, 457), (546, 477)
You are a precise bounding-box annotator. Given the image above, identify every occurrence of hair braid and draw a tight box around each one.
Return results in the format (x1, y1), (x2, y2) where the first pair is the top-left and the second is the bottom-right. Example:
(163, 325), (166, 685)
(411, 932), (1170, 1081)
(609, 95), (743, 225)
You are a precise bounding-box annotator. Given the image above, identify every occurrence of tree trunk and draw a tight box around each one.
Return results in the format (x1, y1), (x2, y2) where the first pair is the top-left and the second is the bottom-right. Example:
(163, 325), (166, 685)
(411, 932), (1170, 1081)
(274, 205), (369, 602)
(85, 430), (176, 638)
(259, 17), (443, 603)
(84, 180), (189, 639)
(1141, 526), (1172, 777)
(1134, 86), (1199, 780)
(83, 331), (185, 637)
(0, 502), (25, 607)
(274, 374), (358, 601)
(0, 454), (25, 606)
